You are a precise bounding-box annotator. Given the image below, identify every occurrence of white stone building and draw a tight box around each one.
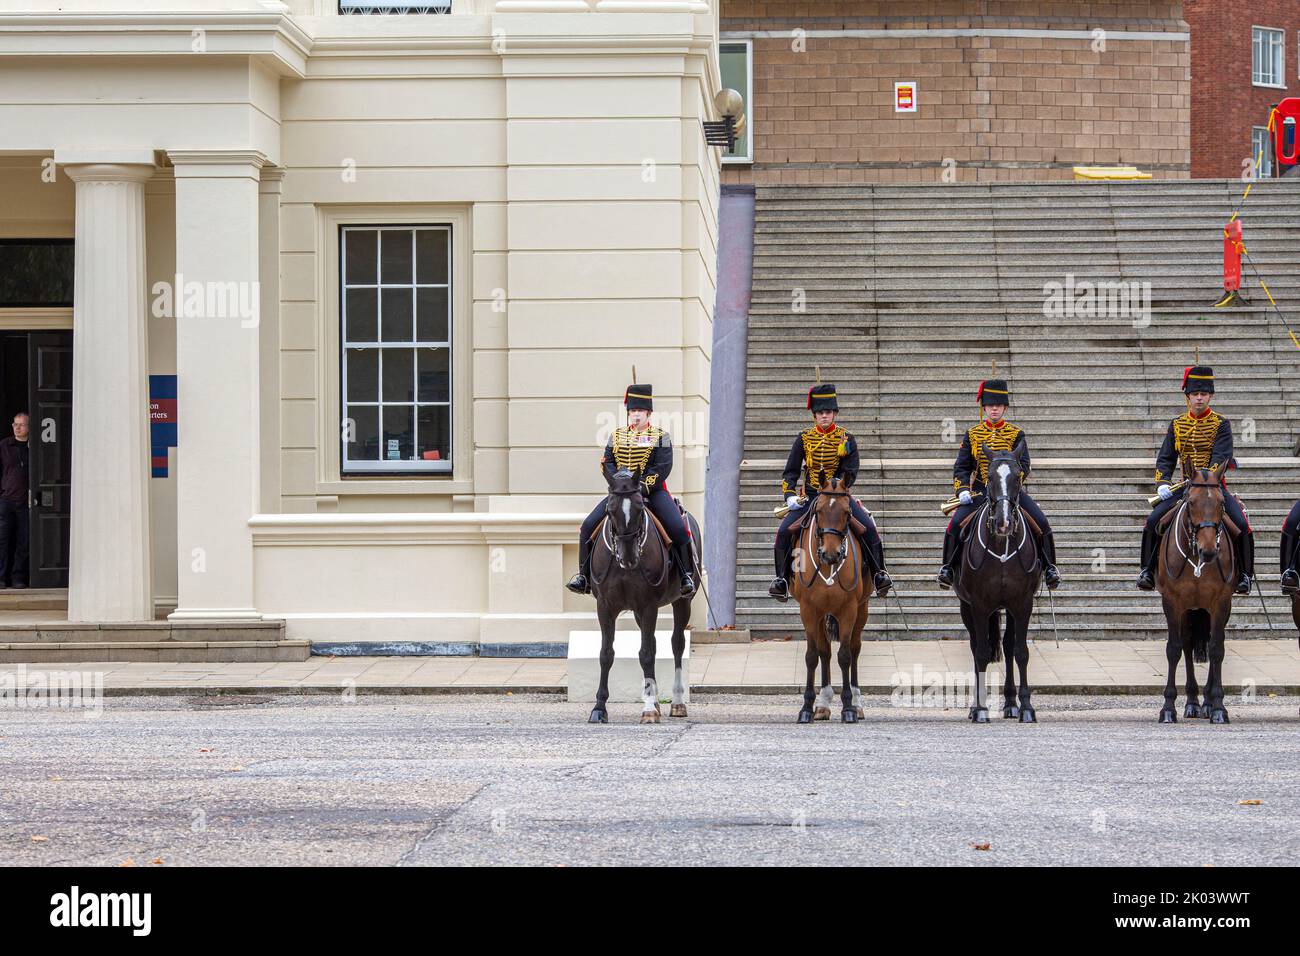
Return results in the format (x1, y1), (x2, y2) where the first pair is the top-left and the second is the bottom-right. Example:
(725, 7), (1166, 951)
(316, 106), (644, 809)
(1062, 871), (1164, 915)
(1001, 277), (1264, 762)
(0, 0), (721, 654)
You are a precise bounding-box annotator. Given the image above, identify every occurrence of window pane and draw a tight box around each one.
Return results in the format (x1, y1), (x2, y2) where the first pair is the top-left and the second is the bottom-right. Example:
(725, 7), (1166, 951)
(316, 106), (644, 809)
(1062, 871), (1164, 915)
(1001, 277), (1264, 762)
(382, 405), (414, 461)
(720, 43), (750, 160)
(416, 229), (449, 284)
(0, 240), (74, 307)
(416, 286), (449, 342)
(380, 229), (413, 284)
(346, 405), (379, 461)
(344, 229), (377, 285)
(345, 288), (378, 342)
(418, 406), (451, 463)
(417, 347), (450, 402)
(381, 287), (413, 342)
(346, 347), (378, 403)
(382, 347), (415, 402)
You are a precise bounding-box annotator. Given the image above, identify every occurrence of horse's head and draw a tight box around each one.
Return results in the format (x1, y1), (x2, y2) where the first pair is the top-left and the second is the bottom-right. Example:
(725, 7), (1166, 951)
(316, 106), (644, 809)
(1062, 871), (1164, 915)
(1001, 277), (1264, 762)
(605, 468), (646, 568)
(986, 450), (1023, 538)
(1186, 463), (1226, 561)
(813, 476), (852, 567)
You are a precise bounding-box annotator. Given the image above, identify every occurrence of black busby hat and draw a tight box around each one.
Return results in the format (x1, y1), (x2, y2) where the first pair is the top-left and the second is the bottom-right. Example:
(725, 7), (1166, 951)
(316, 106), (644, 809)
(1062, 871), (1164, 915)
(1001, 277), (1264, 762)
(624, 383), (653, 411)
(807, 383), (839, 412)
(1182, 365), (1214, 395)
(978, 378), (1010, 406)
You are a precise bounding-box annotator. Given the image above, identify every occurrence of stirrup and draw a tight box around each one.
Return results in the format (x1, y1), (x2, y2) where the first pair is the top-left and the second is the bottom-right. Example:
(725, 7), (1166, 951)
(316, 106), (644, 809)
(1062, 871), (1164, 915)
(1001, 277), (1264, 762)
(1282, 569), (1299, 595)
(1136, 568), (1155, 591)
(1043, 565), (1060, 590)
(936, 565), (954, 590)
(565, 572), (590, 595)
(873, 571), (893, 596)
(679, 573), (696, 597)
(768, 577), (789, 602)
(1235, 575), (1252, 596)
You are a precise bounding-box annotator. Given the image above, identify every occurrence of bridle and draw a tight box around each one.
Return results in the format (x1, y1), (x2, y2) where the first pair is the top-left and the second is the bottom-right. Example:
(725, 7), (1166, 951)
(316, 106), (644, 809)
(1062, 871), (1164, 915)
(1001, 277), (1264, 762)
(974, 460), (1027, 564)
(1172, 478), (1226, 580)
(798, 487), (860, 591)
(596, 484), (669, 587)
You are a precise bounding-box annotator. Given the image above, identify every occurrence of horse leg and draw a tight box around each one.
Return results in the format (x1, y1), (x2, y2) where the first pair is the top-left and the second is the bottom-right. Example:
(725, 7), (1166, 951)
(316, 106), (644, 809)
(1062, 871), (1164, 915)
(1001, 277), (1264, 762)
(589, 602), (617, 724)
(851, 600), (866, 719)
(968, 608), (991, 723)
(668, 598), (689, 718)
(1013, 610), (1036, 723)
(1183, 632), (1204, 719)
(1001, 612), (1019, 719)
(798, 642), (818, 724)
(814, 615), (834, 720)
(835, 614), (857, 723)
(638, 605), (661, 724)
(1207, 603), (1231, 724)
(1158, 600), (1180, 723)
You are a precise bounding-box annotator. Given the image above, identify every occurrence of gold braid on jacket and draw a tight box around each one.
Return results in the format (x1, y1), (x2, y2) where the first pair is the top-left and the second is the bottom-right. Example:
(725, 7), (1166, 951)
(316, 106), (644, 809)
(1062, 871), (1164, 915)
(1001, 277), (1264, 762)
(609, 425), (665, 487)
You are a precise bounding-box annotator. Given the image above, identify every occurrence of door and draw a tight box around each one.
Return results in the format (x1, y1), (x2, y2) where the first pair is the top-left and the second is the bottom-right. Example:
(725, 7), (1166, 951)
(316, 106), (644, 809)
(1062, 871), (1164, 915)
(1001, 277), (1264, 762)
(27, 331), (71, 588)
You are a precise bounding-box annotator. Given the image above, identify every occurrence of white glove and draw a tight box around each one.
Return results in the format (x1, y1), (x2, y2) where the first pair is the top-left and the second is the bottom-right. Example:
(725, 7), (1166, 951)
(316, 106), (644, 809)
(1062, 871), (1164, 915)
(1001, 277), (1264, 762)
(785, 495), (799, 509)
(958, 490), (973, 505)
(1157, 484), (1173, 500)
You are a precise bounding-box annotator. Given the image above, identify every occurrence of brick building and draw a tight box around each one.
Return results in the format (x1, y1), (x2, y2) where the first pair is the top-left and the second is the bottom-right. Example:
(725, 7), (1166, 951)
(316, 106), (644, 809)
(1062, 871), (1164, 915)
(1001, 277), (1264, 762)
(1185, 0), (1300, 178)
(718, 1), (1191, 184)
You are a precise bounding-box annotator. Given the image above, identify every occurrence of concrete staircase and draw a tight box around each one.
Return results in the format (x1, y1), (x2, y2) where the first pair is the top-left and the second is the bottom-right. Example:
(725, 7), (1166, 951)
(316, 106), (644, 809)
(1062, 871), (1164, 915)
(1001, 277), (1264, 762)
(736, 180), (1300, 640)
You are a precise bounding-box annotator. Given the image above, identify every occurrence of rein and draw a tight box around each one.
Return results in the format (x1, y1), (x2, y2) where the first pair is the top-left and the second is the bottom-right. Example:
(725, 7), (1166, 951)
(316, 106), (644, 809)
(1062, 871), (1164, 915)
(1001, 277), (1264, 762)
(596, 490), (669, 589)
(1167, 490), (1228, 583)
(796, 490), (860, 593)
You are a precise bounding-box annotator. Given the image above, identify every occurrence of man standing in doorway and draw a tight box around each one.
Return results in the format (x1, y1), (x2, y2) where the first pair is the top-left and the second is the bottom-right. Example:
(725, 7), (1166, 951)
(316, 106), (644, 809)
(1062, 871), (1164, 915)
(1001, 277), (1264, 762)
(0, 412), (30, 589)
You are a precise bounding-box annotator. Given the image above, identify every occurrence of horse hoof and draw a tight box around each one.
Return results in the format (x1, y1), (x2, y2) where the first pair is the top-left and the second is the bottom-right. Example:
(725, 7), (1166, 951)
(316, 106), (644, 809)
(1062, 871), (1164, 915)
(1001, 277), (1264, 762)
(797, 709), (813, 724)
(640, 710), (661, 724)
(669, 704), (687, 718)
(1158, 709), (1177, 724)
(1002, 705), (1020, 719)
(1019, 707), (1037, 724)
(971, 708), (990, 724)
(813, 707), (831, 721)
(855, 707), (865, 720)
(588, 709), (608, 724)
(841, 708), (857, 724)
(1210, 709), (1230, 725)
(1184, 702), (1203, 719)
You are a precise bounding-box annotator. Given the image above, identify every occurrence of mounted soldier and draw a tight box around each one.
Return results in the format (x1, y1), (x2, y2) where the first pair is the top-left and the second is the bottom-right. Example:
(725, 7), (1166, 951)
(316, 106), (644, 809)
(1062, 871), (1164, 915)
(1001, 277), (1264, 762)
(1281, 500), (1300, 594)
(1136, 365), (1254, 595)
(566, 383), (697, 599)
(768, 383), (892, 603)
(937, 378), (1060, 591)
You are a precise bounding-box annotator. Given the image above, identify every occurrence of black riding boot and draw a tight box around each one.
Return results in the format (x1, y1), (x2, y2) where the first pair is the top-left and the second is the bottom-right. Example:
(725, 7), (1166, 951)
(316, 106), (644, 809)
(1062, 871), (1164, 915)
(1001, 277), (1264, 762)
(673, 541), (697, 598)
(863, 534), (893, 596)
(769, 544), (792, 602)
(1236, 531), (1255, 596)
(1282, 528), (1300, 595)
(1040, 530), (1060, 590)
(566, 539), (592, 595)
(1136, 526), (1158, 591)
(937, 527), (959, 589)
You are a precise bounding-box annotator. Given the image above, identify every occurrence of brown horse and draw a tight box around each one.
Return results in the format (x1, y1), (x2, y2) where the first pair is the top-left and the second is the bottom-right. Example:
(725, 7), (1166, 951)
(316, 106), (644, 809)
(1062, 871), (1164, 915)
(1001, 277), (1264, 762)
(790, 477), (870, 723)
(1155, 462), (1235, 724)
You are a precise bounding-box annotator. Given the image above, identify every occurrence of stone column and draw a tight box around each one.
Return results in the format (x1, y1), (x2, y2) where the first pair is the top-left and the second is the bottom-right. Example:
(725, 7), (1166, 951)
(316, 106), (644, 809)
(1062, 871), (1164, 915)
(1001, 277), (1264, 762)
(167, 149), (267, 621)
(58, 150), (156, 623)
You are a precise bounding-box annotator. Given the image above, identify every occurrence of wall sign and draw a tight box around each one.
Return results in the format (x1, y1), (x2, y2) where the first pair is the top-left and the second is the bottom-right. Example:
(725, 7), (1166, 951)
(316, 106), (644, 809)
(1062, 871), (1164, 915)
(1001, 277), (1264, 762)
(895, 81), (918, 113)
(149, 374), (177, 478)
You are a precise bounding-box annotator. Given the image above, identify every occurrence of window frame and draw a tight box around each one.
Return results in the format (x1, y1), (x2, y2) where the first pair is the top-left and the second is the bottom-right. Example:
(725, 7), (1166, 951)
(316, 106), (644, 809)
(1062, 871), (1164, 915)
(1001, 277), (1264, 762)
(1253, 125), (1275, 178)
(339, 224), (453, 476)
(719, 39), (754, 165)
(317, 205), (473, 495)
(1252, 25), (1286, 88)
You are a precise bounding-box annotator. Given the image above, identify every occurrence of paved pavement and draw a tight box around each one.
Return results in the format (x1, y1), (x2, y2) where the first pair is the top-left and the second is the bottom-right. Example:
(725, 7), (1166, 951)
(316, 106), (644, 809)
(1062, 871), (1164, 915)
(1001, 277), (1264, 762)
(3, 693), (1299, 866)
(3, 638), (1298, 694)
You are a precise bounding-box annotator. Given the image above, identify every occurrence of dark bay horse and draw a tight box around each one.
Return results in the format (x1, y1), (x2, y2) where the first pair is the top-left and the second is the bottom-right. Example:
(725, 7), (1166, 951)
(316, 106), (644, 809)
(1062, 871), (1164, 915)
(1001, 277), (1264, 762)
(1155, 462), (1235, 724)
(953, 450), (1041, 723)
(789, 477), (869, 724)
(587, 469), (701, 724)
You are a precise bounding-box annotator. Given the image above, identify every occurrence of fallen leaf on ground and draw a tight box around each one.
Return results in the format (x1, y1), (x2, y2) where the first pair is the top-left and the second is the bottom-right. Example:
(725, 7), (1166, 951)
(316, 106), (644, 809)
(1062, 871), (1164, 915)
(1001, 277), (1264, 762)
(1239, 799), (1262, 806)
(152, 858), (164, 865)
(970, 842), (991, 851)
(120, 858), (134, 867)
(30, 835), (48, 843)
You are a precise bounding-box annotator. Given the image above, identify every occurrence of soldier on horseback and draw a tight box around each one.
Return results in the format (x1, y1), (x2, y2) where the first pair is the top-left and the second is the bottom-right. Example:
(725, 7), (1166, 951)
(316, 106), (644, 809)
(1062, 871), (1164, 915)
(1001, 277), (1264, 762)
(937, 378), (1060, 591)
(1281, 500), (1300, 594)
(566, 383), (697, 598)
(1136, 365), (1254, 595)
(768, 383), (893, 602)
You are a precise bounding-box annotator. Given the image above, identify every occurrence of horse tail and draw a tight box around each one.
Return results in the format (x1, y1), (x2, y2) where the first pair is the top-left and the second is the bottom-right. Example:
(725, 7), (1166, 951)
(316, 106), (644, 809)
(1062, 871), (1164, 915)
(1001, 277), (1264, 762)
(824, 614), (839, 644)
(1189, 609), (1210, 664)
(987, 610), (1003, 663)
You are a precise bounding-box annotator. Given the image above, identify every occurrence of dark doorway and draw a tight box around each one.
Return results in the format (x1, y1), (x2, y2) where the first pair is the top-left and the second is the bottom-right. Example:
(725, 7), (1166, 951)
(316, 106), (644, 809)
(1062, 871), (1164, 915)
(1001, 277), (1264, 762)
(0, 330), (71, 589)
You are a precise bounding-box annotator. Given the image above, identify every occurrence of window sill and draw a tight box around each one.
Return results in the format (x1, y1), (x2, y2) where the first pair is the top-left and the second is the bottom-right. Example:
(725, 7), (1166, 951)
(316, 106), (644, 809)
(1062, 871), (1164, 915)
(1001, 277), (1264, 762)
(1253, 81), (1288, 89)
(317, 478), (474, 496)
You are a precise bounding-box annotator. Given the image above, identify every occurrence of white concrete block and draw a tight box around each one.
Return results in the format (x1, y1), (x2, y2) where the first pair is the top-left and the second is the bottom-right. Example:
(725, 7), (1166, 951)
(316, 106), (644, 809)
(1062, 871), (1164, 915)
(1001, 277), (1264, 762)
(566, 629), (691, 704)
